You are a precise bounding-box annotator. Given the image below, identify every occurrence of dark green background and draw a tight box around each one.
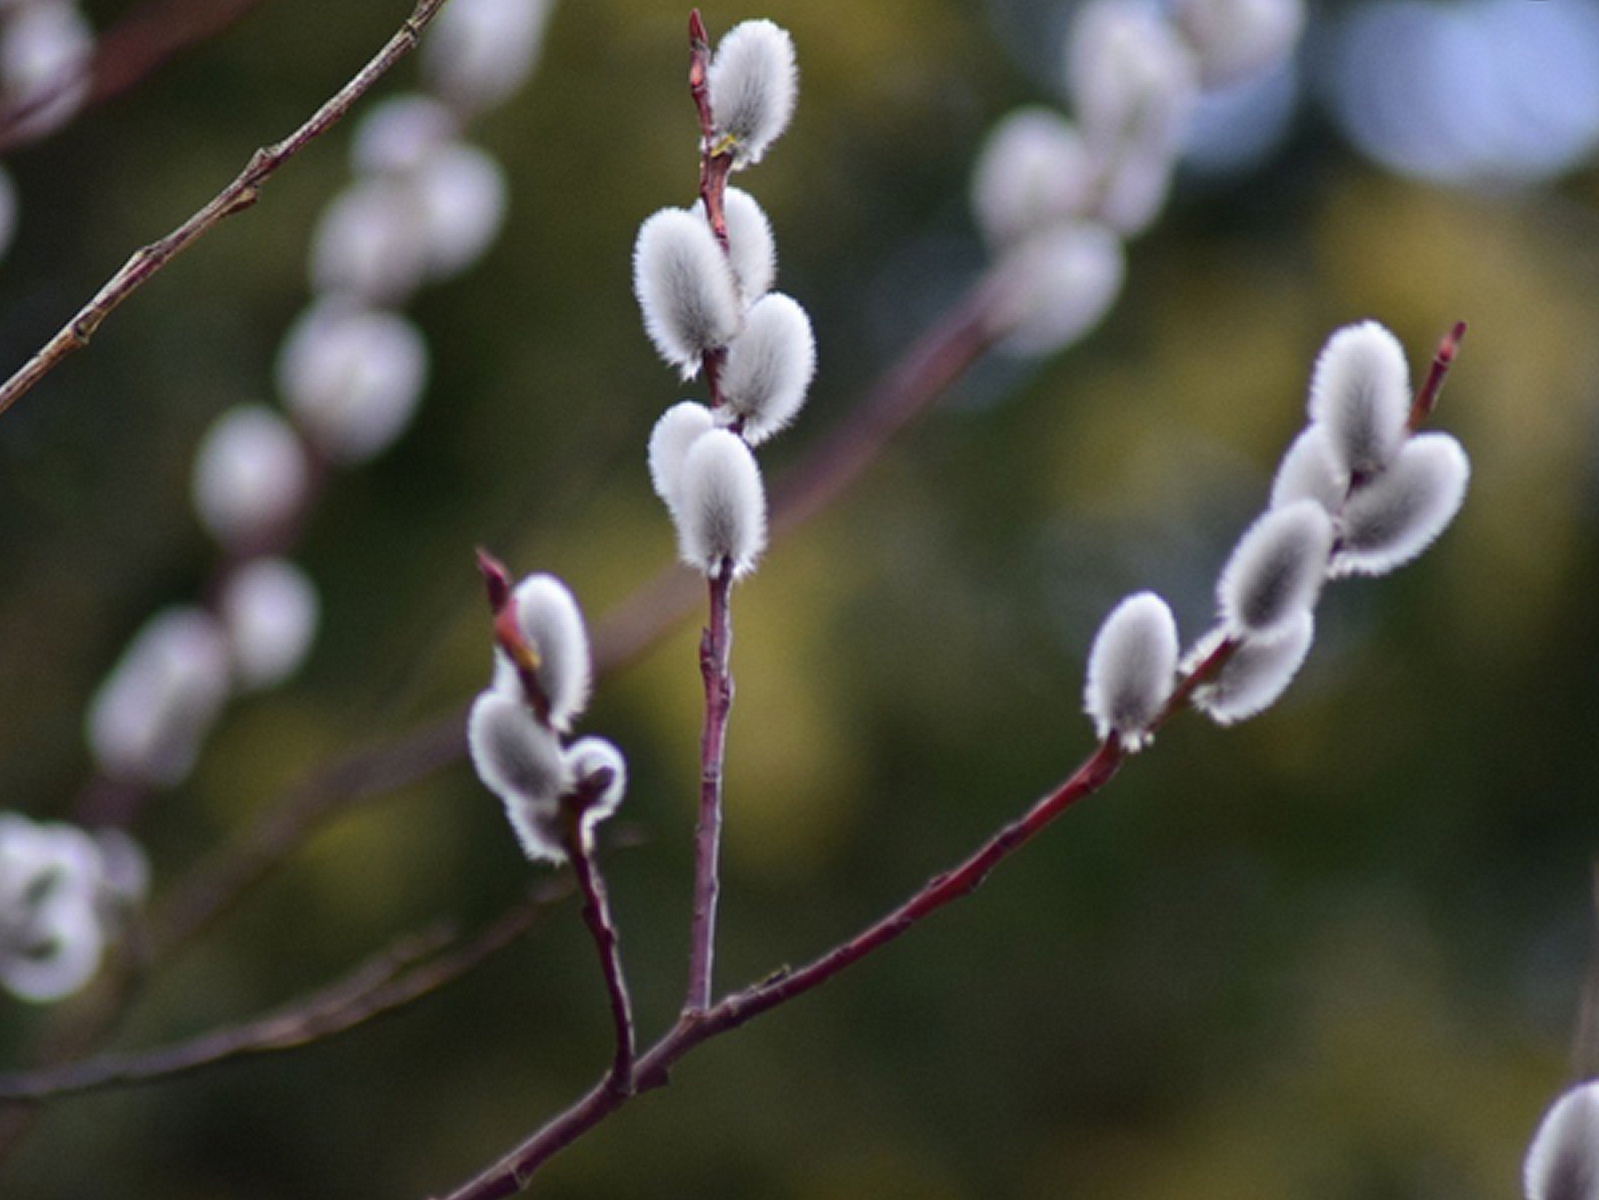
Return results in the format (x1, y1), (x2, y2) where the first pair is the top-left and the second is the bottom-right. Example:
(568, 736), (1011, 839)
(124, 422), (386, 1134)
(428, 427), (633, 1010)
(0, 0), (1593, 1196)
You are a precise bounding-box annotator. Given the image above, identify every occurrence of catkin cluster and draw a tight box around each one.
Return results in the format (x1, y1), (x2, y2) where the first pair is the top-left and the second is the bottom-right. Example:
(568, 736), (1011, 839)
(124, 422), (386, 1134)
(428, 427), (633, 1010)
(84, 0), (555, 794)
(14, 0), (556, 1008)
(969, 0), (1304, 355)
(0, 813), (145, 1002)
(1084, 320), (1470, 747)
(632, 19), (812, 580)
(467, 574), (627, 864)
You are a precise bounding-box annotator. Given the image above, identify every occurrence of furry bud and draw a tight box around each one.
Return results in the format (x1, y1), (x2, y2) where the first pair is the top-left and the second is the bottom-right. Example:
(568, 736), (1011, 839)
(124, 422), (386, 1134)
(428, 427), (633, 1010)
(702, 186), (777, 304)
(1217, 500), (1333, 637)
(970, 108), (1096, 248)
(1270, 424), (1348, 514)
(468, 690), (567, 863)
(674, 429), (768, 578)
(1525, 1081), (1599, 1200)
(277, 299), (430, 464)
(988, 222), (1125, 357)
(494, 574), (592, 733)
(1187, 610), (1314, 725)
(648, 402), (717, 513)
(421, 0), (555, 115)
(220, 558), (321, 691)
(413, 143), (509, 281)
(648, 402), (716, 513)
(1173, 0), (1305, 88)
(350, 94), (459, 175)
(0, 817), (105, 1002)
(708, 19), (798, 169)
(718, 292), (816, 445)
(1331, 432), (1469, 577)
(1068, 0), (1198, 155)
(87, 608), (233, 787)
(1084, 591), (1180, 750)
(310, 178), (430, 303)
(564, 737), (628, 830)
(633, 207), (743, 378)
(1307, 321), (1412, 478)
(191, 406), (310, 551)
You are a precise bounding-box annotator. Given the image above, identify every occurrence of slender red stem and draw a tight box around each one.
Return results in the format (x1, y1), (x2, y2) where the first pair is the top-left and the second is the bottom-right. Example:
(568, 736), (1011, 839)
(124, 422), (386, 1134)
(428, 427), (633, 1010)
(1409, 320), (1466, 431)
(688, 9), (733, 253)
(438, 737), (1126, 1200)
(564, 826), (635, 1093)
(685, 562), (735, 1013)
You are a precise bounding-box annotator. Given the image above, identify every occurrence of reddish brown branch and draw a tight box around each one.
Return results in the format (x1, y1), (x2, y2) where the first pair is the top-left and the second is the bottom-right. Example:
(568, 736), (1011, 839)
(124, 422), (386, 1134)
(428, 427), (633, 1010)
(685, 563), (734, 1013)
(563, 822), (635, 1092)
(438, 737), (1127, 1200)
(430, 321), (1474, 1195)
(1409, 320), (1466, 431)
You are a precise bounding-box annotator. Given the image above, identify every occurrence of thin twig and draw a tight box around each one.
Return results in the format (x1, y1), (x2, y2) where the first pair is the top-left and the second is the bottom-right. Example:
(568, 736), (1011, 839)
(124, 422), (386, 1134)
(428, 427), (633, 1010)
(563, 820), (635, 1092)
(437, 736), (1127, 1200)
(0, 0), (455, 423)
(1409, 320), (1466, 431)
(685, 562), (734, 1013)
(0, 893), (553, 1102)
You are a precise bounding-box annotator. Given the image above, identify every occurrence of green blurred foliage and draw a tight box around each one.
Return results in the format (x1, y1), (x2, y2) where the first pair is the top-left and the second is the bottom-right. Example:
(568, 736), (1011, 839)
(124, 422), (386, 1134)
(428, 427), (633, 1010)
(1, 0), (1597, 1197)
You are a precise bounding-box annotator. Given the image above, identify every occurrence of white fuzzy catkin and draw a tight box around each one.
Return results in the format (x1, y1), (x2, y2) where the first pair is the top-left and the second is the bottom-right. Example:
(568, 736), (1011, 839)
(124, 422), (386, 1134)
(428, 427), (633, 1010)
(350, 94), (459, 175)
(970, 108), (1097, 248)
(674, 429), (768, 578)
(310, 178), (430, 303)
(1068, 0), (1198, 155)
(0, 817), (106, 1002)
(1270, 424), (1348, 514)
(493, 573), (593, 733)
(412, 142), (509, 280)
(277, 299), (430, 464)
(1172, 0), (1306, 87)
(703, 186), (777, 304)
(988, 222), (1126, 357)
(1217, 499), (1333, 637)
(91, 827), (151, 910)
(633, 207), (743, 378)
(564, 736), (628, 829)
(86, 607), (233, 787)
(191, 405), (310, 550)
(1093, 139), (1178, 236)
(1083, 591), (1180, 749)
(1188, 609), (1314, 724)
(220, 557), (321, 691)
(1524, 1081), (1599, 1200)
(421, 0), (554, 115)
(1307, 320), (1412, 478)
(1332, 432), (1470, 577)
(648, 401), (716, 512)
(718, 292), (815, 445)
(707, 19), (798, 169)
(468, 690), (568, 863)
